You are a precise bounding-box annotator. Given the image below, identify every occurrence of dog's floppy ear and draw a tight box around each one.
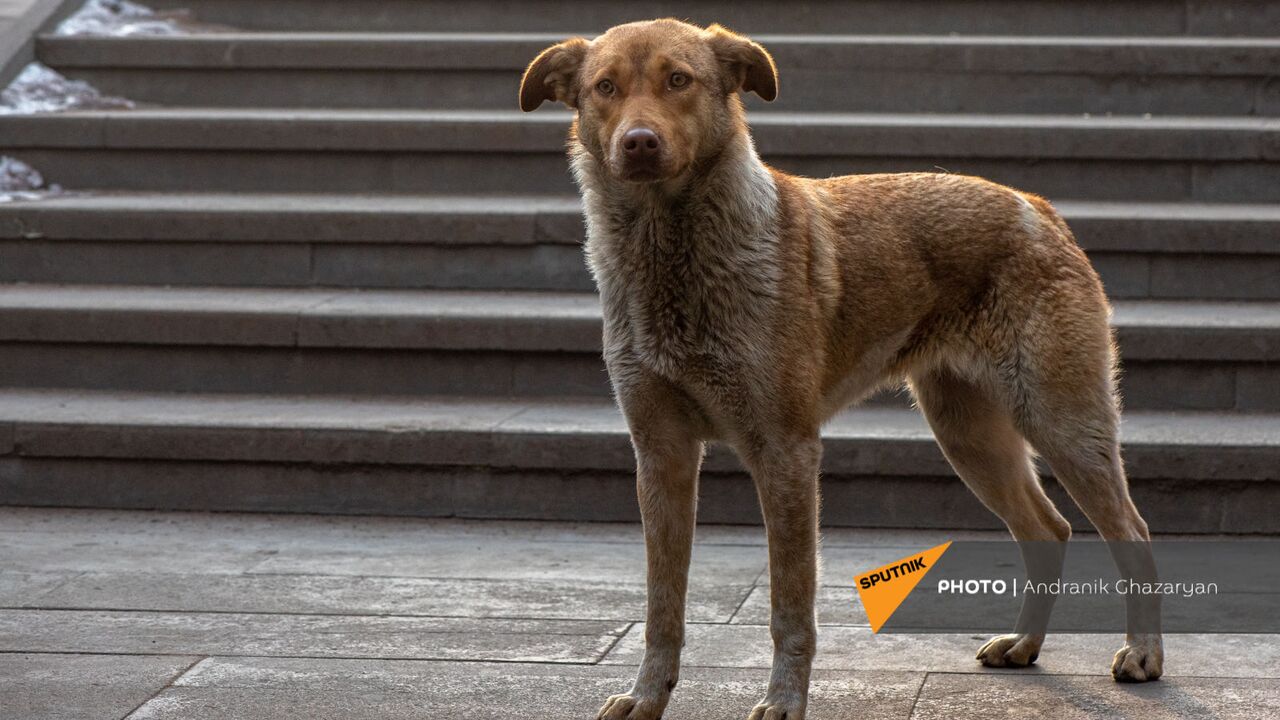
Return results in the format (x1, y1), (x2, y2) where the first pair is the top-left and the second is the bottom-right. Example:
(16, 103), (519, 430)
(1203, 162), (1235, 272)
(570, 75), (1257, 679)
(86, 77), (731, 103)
(705, 24), (778, 101)
(520, 38), (590, 111)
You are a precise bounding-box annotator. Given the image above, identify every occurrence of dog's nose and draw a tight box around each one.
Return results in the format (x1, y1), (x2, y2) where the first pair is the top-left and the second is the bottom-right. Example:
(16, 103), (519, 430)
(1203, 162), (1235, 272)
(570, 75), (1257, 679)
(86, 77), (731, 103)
(622, 128), (661, 159)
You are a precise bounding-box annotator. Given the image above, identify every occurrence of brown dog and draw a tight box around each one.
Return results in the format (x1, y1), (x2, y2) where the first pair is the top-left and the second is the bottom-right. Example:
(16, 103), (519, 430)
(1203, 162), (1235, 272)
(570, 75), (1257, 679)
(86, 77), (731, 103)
(521, 19), (1163, 719)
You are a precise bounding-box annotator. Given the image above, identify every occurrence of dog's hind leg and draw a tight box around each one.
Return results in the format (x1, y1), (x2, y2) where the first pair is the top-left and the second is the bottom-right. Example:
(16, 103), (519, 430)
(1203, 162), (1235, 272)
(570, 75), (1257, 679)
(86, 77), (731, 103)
(910, 367), (1072, 668)
(1001, 265), (1165, 681)
(1017, 371), (1164, 683)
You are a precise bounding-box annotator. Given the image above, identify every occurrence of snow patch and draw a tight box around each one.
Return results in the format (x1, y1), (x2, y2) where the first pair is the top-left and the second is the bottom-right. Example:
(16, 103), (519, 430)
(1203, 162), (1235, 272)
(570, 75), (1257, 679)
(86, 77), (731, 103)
(55, 0), (226, 36)
(0, 156), (62, 203)
(0, 62), (134, 114)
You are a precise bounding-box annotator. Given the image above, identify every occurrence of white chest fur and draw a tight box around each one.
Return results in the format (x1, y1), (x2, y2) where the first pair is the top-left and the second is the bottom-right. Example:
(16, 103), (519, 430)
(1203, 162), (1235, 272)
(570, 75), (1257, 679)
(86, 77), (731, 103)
(575, 142), (782, 384)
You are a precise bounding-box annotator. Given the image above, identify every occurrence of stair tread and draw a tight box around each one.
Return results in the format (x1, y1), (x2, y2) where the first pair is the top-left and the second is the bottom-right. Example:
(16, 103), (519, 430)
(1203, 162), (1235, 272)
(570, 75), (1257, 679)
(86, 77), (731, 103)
(0, 283), (1274, 326)
(0, 191), (584, 215)
(2, 193), (1278, 253)
(0, 284), (600, 318)
(11, 107), (1277, 126)
(37, 32), (1280, 76)
(125, 0), (1280, 37)
(8, 192), (1280, 218)
(35, 32), (1279, 116)
(3, 110), (1274, 159)
(0, 284), (1273, 359)
(1, 387), (1276, 448)
(41, 32), (1280, 45)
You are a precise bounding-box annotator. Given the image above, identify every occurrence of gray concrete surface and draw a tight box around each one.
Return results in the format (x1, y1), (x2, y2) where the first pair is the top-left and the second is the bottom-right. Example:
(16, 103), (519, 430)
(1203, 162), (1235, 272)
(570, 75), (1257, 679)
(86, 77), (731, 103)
(1, 0), (1277, 553)
(4, 110), (1279, 200)
(2, 194), (1276, 299)
(0, 389), (1277, 532)
(0, 507), (1276, 719)
(0, 285), (1273, 410)
(138, 0), (1280, 37)
(32, 34), (1280, 114)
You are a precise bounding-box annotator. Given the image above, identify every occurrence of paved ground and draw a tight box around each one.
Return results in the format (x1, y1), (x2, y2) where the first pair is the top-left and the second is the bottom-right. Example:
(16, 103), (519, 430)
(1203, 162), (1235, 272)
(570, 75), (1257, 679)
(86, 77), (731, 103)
(0, 507), (1277, 719)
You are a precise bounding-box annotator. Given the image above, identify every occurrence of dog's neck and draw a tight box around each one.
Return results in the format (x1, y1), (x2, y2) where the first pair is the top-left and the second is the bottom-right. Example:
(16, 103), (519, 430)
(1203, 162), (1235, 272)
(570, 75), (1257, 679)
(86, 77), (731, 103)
(571, 128), (784, 373)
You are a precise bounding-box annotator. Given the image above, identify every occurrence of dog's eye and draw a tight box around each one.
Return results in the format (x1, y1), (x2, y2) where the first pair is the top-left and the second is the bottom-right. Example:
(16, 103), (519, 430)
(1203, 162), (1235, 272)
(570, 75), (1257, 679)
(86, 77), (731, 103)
(596, 79), (615, 95)
(669, 72), (689, 88)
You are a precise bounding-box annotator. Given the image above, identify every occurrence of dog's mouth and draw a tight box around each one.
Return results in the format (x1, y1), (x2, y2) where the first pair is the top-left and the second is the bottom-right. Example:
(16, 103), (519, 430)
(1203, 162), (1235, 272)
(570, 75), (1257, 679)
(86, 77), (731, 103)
(620, 166), (665, 183)
(614, 157), (690, 184)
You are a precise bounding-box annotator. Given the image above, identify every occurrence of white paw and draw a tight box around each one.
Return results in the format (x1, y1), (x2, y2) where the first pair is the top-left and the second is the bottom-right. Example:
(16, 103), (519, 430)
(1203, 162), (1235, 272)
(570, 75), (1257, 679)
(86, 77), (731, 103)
(596, 692), (667, 720)
(746, 695), (805, 720)
(976, 633), (1043, 668)
(1112, 636), (1164, 682)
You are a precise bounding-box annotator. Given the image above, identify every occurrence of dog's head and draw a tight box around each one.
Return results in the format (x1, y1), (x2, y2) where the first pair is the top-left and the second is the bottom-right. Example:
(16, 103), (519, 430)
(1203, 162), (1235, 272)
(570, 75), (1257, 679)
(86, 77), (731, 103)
(519, 19), (777, 183)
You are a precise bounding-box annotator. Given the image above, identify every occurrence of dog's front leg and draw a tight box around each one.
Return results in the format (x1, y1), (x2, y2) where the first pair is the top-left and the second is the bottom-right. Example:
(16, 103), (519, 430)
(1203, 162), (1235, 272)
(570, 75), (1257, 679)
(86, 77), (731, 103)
(598, 386), (705, 720)
(746, 434), (822, 720)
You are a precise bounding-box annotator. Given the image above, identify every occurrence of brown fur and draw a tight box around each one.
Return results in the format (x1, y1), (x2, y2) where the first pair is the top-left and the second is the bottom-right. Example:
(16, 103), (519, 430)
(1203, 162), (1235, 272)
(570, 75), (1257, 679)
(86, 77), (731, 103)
(521, 19), (1163, 720)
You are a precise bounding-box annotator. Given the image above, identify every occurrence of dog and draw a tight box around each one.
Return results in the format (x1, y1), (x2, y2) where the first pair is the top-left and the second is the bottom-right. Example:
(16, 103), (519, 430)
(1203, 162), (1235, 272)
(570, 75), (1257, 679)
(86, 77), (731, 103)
(520, 19), (1164, 720)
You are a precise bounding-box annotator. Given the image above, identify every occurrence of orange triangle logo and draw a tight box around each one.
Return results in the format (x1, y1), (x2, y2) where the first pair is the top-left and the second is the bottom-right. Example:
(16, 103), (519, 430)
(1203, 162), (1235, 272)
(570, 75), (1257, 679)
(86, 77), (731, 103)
(855, 542), (951, 632)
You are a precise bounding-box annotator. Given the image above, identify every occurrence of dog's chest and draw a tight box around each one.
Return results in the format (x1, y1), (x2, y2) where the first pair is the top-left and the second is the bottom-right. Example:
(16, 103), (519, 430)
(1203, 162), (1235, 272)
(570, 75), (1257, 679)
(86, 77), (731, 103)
(587, 203), (778, 383)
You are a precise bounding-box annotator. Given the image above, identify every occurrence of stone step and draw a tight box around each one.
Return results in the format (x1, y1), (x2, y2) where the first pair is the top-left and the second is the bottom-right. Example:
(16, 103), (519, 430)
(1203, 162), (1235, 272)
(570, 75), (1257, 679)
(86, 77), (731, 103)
(140, 0), (1280, 36)
(36, 33), (1280, 115)
(0, 388), (1275, 532)
(3, 110), (1278, 200)
(0, 284), (1274, 411)
(2, 194), (1279, 300)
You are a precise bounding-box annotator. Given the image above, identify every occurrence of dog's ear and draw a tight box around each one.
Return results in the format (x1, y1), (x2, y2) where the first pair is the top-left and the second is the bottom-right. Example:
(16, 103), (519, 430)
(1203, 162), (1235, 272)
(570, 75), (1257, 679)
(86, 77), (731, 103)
(705, 24), (778, 102)
(520, 38), (590, 111)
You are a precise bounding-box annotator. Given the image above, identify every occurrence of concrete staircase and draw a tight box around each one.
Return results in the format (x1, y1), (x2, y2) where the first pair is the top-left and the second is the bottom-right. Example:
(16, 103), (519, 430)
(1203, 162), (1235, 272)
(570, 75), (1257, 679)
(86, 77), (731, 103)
(0, 1), (1277, 532)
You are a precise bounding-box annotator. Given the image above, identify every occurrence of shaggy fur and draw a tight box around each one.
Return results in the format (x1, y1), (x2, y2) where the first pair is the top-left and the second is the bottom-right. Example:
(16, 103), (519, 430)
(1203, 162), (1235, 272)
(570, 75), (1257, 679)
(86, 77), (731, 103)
(521, 19), (1164, 720)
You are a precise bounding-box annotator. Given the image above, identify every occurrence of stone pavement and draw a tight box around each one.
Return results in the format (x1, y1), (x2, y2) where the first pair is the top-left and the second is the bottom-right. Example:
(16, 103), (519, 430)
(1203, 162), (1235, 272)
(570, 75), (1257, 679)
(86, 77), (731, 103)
(0, 507), (1277, 719)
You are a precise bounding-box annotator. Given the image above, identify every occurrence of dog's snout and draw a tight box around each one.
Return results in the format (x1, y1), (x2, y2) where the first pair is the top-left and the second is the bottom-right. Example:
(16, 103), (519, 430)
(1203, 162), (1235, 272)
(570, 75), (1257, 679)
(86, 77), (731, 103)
(622, 128), (661, 159)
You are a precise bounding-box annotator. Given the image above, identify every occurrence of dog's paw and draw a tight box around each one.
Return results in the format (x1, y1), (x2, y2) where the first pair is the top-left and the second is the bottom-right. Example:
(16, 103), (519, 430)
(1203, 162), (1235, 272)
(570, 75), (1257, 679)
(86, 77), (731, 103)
(976, 633), (1043, 668)
(1111, 636), (1163, 683)
(596, 692), (666, 720)
(746, 695), (805, 720)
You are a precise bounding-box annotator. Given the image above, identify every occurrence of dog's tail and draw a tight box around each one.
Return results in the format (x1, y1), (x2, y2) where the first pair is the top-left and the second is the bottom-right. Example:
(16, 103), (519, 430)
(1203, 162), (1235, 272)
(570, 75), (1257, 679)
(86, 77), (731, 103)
(1021, 193), (1074, 240)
